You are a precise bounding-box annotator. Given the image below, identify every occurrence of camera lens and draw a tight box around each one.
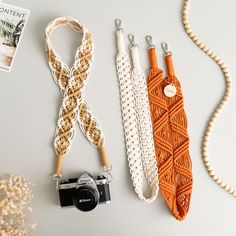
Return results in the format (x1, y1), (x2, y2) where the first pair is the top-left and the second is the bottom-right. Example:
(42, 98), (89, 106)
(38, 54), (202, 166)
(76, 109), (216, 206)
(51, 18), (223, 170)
(72, 185), (99, 212)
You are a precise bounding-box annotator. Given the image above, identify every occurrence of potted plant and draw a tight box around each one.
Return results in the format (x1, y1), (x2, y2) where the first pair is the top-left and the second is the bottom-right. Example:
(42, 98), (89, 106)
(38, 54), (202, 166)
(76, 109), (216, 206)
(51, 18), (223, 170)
(0, 19), (25, 67)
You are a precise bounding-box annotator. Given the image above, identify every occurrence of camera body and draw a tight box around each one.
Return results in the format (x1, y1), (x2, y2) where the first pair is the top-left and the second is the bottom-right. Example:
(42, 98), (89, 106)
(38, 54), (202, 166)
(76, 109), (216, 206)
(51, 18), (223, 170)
(58, 173), (111, 211)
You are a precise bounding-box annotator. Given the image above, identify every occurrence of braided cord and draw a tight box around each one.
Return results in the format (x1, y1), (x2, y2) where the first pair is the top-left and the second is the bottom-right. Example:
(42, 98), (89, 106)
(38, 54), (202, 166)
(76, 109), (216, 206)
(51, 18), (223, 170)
(115, 29), (159, 202)
(45, 17), (108, 176)
(182, 0), (236, 196)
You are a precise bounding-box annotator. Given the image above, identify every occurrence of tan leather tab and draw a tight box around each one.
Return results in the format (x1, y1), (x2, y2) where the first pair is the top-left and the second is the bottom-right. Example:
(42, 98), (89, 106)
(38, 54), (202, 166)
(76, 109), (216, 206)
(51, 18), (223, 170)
(98, 146), (111, 170)
(55, 155), (64, 176)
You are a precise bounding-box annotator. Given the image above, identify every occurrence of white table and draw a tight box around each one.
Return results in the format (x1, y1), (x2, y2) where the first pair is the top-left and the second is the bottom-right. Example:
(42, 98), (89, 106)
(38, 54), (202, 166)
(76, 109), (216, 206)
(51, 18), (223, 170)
(0, 0), (236, 235)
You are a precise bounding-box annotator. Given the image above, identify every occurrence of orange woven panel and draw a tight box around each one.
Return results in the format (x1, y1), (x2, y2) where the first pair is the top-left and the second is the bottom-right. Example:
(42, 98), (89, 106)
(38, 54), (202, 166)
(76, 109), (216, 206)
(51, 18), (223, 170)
(147, 48), (192, 220)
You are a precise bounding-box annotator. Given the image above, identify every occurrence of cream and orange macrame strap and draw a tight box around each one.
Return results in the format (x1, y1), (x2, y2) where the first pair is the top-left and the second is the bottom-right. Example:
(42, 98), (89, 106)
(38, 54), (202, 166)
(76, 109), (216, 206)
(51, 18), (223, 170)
(45, 16), (111, 178)
(183, 0), (235, 196)
(146, 36), (192, 220)
(115, 20), (159, 203)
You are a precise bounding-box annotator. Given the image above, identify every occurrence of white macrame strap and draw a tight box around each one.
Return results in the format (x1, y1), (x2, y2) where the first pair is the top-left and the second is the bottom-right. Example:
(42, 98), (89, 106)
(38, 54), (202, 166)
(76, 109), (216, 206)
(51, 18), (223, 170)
(129, 35), (159, 200)
(45, 16), (111, 178)
(115, 20), (159, 202)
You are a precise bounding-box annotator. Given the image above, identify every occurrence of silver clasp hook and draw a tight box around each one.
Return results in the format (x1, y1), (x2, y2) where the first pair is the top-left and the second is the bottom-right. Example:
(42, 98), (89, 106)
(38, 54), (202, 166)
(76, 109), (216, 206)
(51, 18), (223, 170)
(161, 42), (172, 55)
(104, 166), (113, 183)
(146, 35), (155, 48)
(128, 34), (138, 48)
(53, 174), (62, 191)
(115, 19), (123, 31)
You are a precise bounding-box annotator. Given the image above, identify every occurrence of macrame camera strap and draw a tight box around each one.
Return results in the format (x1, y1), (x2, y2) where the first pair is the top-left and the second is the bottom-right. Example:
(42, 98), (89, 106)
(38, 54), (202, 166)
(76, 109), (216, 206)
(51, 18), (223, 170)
(45, 16), (111, 180)
(146, 37), (192, 220)
(115, 20), (159, 203)
(183, 0), (236, 196)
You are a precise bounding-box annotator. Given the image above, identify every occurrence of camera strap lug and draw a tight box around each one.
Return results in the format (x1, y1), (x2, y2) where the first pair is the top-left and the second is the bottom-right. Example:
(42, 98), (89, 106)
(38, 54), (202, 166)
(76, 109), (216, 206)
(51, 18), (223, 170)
(104, 166), (113, 183)
(53, 174), (62, 191)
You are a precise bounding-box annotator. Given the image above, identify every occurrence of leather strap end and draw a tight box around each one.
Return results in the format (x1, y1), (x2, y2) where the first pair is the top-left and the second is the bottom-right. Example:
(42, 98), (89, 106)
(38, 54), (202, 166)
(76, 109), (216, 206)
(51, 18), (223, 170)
(98, 146), (111, 170)
(55, 155), (64, 177)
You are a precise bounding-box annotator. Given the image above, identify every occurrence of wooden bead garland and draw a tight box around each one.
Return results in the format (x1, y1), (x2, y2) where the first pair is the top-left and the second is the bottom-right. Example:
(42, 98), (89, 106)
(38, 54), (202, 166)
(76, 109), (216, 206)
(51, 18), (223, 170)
(182, 0), (236, 196)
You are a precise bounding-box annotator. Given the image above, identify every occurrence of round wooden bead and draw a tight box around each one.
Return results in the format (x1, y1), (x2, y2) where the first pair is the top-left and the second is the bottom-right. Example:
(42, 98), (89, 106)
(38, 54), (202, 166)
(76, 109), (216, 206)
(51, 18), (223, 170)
(224, 185), (230, 191)
(220, 181), (226, 188)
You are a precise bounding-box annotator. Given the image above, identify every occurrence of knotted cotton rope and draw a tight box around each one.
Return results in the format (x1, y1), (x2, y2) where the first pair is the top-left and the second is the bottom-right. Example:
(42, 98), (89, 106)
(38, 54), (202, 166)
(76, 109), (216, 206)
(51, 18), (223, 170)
(45, 17), (111, 177)
(146, 37), (192, 220)
(115, 20), (159, 203)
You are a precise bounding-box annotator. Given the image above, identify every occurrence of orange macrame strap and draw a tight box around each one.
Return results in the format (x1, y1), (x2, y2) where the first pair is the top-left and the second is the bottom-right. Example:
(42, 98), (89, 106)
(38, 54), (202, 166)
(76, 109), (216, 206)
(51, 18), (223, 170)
(146, 37), (193, 220)
(162, 42), (193, 220)
(146, 37), (176, 217)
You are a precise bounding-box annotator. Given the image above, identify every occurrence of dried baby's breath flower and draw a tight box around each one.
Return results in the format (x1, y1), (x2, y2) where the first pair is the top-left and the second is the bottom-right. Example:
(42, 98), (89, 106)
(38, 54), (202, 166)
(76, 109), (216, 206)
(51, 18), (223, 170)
(0, 175), (36, 235)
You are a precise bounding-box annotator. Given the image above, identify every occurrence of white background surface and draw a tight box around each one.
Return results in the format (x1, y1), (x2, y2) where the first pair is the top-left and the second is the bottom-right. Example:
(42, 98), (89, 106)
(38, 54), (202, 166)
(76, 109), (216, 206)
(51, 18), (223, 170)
(0, 0), (236, 235)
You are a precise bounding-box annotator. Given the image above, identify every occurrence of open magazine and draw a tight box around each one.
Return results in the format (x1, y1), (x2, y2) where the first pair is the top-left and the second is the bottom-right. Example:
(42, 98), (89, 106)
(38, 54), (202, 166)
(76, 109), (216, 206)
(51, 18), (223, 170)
(0, 2), (30, 72)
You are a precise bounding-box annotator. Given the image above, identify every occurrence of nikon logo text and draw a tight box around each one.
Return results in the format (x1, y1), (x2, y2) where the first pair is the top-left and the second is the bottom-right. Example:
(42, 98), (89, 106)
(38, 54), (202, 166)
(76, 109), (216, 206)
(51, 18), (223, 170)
(79, 199), (91, 203)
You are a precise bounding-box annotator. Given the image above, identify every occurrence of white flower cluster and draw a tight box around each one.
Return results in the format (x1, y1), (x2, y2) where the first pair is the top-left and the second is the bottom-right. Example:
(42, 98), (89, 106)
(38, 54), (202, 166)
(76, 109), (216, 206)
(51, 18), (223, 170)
(0, 175), (36, 235)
